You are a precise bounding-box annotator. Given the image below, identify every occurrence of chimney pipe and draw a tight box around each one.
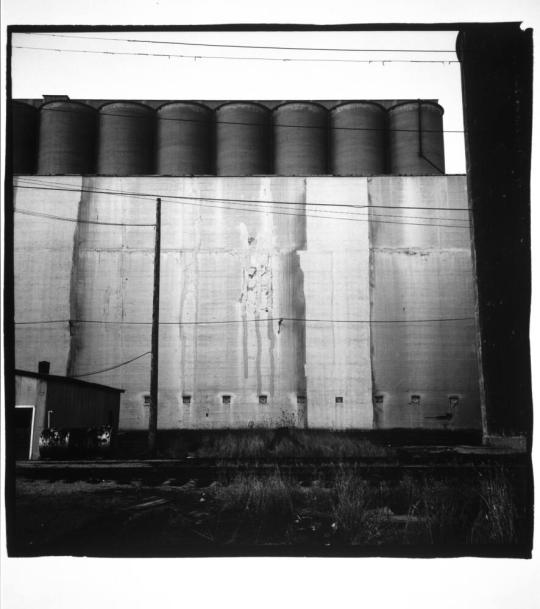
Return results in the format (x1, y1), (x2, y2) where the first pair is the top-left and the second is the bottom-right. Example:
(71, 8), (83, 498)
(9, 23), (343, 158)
(38, 361), (50, 375)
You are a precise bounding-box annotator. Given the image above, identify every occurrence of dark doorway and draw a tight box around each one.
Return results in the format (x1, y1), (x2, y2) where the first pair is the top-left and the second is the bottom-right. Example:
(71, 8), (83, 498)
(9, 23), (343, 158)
(15, 406), (34, 460)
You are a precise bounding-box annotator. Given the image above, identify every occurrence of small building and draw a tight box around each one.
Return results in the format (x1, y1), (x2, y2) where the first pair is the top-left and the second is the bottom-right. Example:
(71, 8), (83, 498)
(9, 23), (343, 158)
(15, 363), (124, 460)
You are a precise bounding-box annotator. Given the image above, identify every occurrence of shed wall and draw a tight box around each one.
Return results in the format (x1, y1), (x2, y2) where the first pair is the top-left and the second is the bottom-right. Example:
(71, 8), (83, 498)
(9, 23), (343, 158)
(44, 381), (120, 429)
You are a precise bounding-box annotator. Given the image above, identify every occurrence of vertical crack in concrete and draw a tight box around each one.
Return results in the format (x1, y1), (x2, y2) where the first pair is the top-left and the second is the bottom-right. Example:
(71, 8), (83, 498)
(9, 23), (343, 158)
(367, 178), (378, 429)
(192, 194), (202, 399)
(255, 313), (262, 396)
(242, 309), (249, 379)
(267, 317), (275, 397)
(297, 178), (308, 427)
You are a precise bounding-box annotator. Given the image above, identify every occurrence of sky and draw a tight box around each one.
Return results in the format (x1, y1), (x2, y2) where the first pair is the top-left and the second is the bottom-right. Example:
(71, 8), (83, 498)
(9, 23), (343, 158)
(11, 30), (466, 173)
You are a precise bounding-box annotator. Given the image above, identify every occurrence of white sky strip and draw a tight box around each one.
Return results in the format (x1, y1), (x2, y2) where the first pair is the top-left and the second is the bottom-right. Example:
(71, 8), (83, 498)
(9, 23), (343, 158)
(22, 32), (458, 53)
(13, 45), (459, 64)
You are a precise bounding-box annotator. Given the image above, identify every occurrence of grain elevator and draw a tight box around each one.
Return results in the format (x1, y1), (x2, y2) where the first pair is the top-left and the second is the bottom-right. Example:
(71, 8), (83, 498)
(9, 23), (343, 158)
(12, 97), (482, 432)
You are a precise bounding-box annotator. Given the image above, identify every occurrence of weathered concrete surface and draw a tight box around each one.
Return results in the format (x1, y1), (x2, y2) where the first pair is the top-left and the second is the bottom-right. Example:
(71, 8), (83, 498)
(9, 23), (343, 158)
(369, 177), (481, 429)
(68, 177), (307, 429)
(13, 176), (481, 431)
(14, 176), (82, 375)
(301, 178), (372, 428)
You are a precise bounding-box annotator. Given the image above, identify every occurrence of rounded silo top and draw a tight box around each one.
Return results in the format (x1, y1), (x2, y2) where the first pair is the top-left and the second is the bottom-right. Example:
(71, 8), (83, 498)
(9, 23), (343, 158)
(97, 101), (155, 176)
(38, 101), (97, 175)
(157, 102), (213, 175)
(273, 102), (328, 176)
(388, 101), (445, 175)
(12, 101), (38, 175)
(330, 102), (387, 176)
(215, 102), (271, 176)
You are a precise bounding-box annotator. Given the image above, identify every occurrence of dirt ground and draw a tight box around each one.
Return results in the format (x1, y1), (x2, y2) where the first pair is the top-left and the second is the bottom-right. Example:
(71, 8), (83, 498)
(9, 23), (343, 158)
(13, 477), (229, 556)
(10, 464), (528, 557)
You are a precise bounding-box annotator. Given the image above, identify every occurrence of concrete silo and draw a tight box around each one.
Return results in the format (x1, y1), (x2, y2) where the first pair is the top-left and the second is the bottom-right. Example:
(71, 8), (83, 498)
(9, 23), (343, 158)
(12, 102), (38, 175)
(273, 102), (328, 176)
(215, 102), (271, 176)
(97, 102), (155, 175)
(157, 102), (213, 175)
(330, 102), (386, 176)
(37, 101), (97, 175)
(388, 101), (445, 175)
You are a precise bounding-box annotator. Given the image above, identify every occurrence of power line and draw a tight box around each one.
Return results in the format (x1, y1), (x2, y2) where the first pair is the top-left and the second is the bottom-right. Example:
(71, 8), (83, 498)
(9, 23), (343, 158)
(15, 181), (471, 213)
(16, 317), (475, 326)
(13, 45), (460, 64)
(69, 350), (151, 378)
(14, 184), (470, 229)
(32, 104), (466, 134)
(13, 184), (470, 228)
(15, 319), (69, 325)
(14, 208), (155, 227)
(25, 32), (458, 54)
(15, 201), (469, 227)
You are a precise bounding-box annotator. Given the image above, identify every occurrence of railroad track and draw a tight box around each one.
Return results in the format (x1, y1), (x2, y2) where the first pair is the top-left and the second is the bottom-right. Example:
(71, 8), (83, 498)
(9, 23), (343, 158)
(15, 451), (530, 484)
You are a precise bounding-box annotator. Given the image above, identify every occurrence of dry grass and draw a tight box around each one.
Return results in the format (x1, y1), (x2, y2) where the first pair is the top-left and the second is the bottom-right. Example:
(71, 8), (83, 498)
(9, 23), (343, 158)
(187, 429), (391, 459)
(330, 472), (376, 543)
(209, 468), (519, 546)
(210, 471), (297, 541)
(470, 468), (517, 544)
(16, 466), (521, 550)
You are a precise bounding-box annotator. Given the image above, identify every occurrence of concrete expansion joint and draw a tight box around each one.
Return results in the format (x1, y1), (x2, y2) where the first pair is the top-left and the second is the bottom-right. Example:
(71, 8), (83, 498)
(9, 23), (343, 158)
(372, 247), (470, 254)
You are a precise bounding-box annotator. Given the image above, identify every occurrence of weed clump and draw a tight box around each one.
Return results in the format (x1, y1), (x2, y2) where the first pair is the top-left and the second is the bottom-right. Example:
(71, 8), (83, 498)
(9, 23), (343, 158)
(470, 468), (517, 544)
(211, 472), (296, 542)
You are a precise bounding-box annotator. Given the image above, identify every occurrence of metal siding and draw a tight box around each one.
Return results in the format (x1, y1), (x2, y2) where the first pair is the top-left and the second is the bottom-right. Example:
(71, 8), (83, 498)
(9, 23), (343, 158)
(44, 380), (120, 428)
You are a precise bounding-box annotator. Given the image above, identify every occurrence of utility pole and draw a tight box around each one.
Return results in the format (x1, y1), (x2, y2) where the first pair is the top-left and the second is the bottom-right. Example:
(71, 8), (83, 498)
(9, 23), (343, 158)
(148, 197), (161, 457)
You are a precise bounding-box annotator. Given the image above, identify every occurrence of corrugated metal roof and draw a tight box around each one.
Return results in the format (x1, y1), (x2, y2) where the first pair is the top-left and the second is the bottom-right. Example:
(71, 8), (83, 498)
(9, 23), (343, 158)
(15, 369), (125, 393)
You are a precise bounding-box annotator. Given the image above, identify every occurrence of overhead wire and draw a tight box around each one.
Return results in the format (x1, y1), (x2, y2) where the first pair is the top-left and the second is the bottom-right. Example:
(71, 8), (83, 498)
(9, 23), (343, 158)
(12, 44), (460, 64)
(15, 180), (472, 214)
(16, 317), (476, 326)
(23, 32), (458, 54)
(22, 313), (473, 378)
(69, 350), (151, 378)
(14, 208), (155, 227)
(13, 183), (470, 229)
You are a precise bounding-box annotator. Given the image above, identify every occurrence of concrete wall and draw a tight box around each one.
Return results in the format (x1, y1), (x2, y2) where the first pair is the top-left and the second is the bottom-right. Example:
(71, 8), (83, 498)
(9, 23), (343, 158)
(13, 176), (481, 430)
(301, 178), (372, 428)
(14, 177), (82, 376)
(369, 177), (481, 429)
